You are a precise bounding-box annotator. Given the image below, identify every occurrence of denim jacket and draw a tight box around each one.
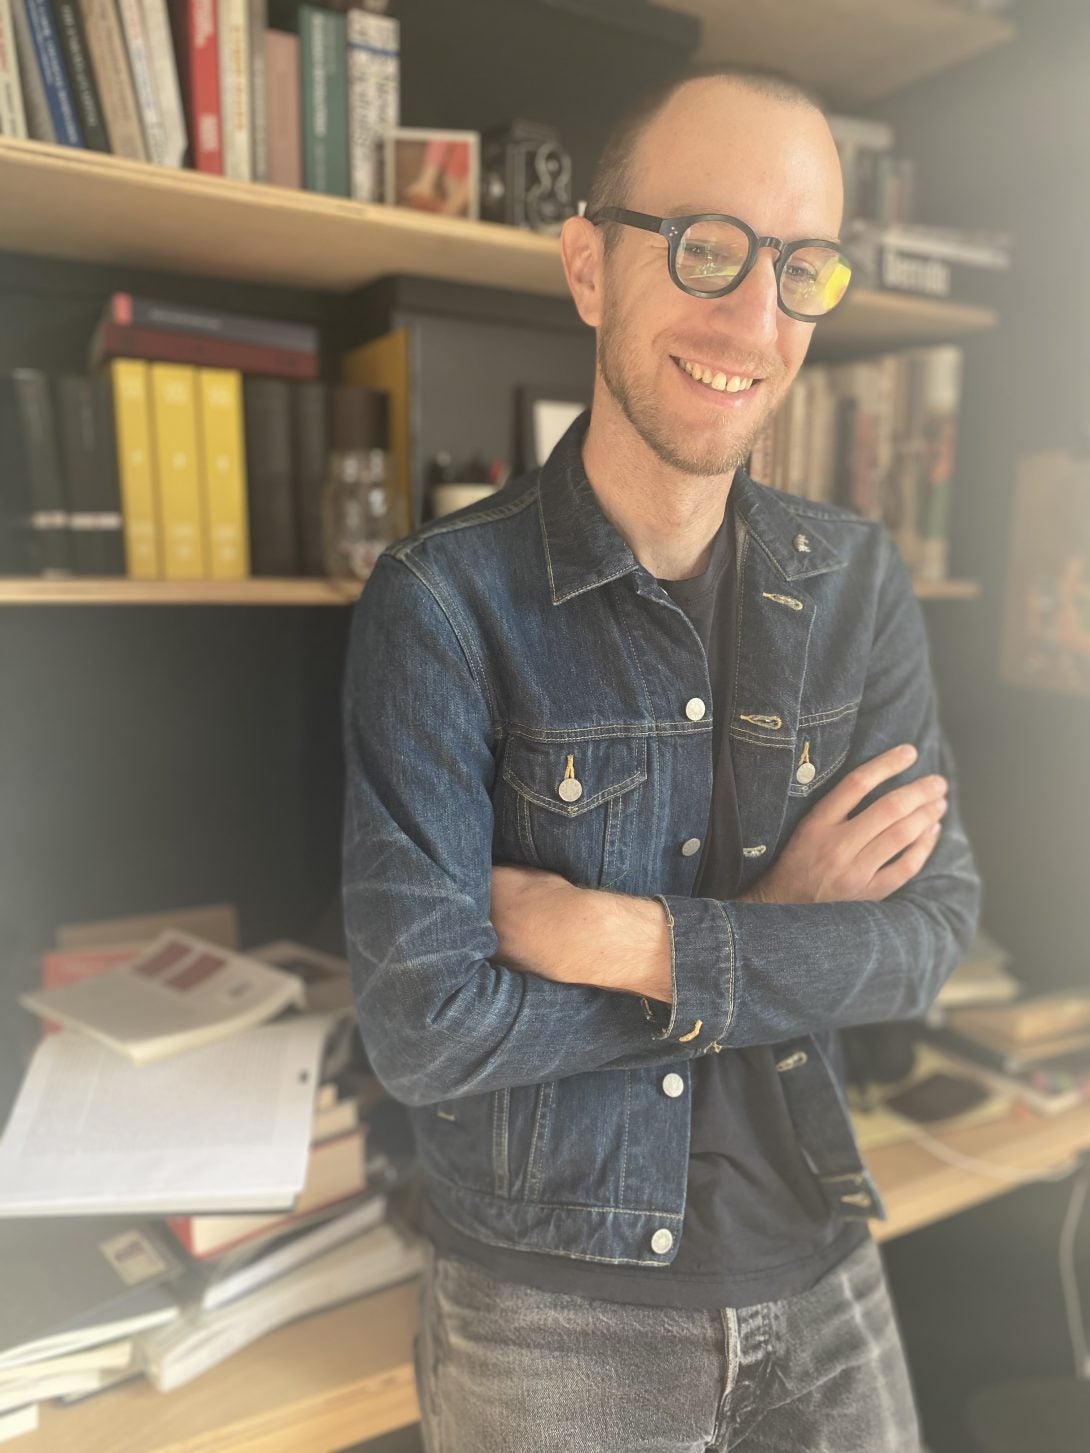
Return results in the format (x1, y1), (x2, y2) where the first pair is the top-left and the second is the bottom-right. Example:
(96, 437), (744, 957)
(341, 413), (981, 1270)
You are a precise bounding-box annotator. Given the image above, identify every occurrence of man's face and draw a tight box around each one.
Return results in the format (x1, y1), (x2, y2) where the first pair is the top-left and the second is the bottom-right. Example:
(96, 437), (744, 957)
(594, 80), (845, 478)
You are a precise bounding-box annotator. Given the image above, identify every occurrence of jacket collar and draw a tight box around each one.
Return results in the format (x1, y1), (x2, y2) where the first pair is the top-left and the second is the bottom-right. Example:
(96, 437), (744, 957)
(537, 410), (845, 605)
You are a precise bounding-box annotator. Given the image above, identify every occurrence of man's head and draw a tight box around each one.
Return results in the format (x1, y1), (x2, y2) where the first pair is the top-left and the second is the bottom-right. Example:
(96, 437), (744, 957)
(562, 69), (845, 480)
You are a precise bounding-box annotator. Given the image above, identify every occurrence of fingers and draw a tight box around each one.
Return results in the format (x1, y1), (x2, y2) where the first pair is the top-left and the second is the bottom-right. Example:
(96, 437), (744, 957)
(811, 743), (923, 824)
(854, 791), (948, 884)
(867, 820), (944, 899)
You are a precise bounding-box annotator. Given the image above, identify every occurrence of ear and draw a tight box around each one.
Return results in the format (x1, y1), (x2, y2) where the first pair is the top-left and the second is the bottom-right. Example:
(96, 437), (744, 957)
(560, 215), (605, 329)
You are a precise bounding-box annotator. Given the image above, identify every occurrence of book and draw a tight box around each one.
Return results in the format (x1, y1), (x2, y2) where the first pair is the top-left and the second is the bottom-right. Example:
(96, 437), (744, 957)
(247, 938), (353, 1014)
(166, 1125), (367, 1257)
(0, 369), (71, 576)
(107, 358), (161, 578)
(290, 379), (329, 576)
(21, 0), (83, 145)
(948, 991), (1090, 1048)
(347, 6), (398, 204)
(264, 25), (299, 187)
(243, 375), (299, 574)
(51, 0), (109, 149)
(55, 900), (239, 951)
(926, 1023), (1090, 1077)
(197, 367), (250, 578)
(116, 0), (168, 163)
(101, 292), (319, 354)
(79, 0), (147, 159)
(168, 0), (219, 172)
(141, 0), (188, 166)
(92, 317), (320, 379)
(9, 0), (52, 141)
(299, 2), (346, 196)
(0, 1405), (37, 1443)
(0, 0), (26, 136)
(0, 1016), (331, 1216)
(216, 0), (249, 179)
(0, 1219), (181, 1367)
(246, 0), (264, 179)
(140, 1219), (426, 1392)
(150, 362), (206, 578)
(845, 218), (1011, 306)
(55, 373), (126, 576)
(19, 928), (306, 1063)
(38, 943), (136, 1034)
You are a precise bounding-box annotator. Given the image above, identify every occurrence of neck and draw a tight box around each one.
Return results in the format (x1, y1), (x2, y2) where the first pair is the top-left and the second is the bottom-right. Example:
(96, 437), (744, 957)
(580, 387), (736, 580)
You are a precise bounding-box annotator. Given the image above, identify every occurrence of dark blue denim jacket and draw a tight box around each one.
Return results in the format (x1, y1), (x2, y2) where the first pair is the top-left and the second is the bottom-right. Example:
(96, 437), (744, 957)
(341, 414), (981, 1270)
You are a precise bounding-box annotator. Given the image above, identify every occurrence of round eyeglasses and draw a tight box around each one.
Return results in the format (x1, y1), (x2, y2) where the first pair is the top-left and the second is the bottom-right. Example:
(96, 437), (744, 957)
(585, 207), (854, 322)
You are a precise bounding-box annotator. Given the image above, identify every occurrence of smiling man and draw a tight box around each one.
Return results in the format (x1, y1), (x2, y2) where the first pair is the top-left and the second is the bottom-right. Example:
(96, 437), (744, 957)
(342, 68), (979, 1452)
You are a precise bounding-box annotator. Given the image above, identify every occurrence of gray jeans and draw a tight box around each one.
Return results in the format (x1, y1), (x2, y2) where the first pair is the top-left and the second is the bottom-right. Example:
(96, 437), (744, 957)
(412, 1235), (920, 1453)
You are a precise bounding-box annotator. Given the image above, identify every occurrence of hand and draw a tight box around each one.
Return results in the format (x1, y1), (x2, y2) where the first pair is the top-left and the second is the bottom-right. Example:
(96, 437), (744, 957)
(741, 743), (948, 906)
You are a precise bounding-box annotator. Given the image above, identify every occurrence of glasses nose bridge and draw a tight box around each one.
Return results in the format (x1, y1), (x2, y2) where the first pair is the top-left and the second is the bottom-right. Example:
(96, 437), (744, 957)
(755, 235), (786, 259)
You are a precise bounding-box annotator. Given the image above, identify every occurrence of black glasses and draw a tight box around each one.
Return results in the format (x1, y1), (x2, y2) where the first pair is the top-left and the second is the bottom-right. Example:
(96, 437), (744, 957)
(585, 207), (854, 322)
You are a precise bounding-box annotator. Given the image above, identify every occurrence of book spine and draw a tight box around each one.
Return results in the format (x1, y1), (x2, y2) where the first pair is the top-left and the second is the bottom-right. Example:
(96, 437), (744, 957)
(197, 368), (250, 578)
(246, 0), (263, 179)
(108, 358), (161, 577)
(263, 26), (297, 187)
(78, 0), (146, 159)
(216, 0), (249, 179)
(0, 0), (29, 134)
(116, 0), (167, 163)
(140, 0), (186, 165)
(24, 0), (83, 143)
(243, 375), (299, 574)
(785, 371), (811, 499)
(806, 366), (834, 505)
(346, 8), (397, 204)
(291, 379), (327, 576)
(50, 0), (108, 148)
(300, 3), (345, 196)
(915, 346), (962, 584)
(13, 369), (71, 575)
(111, 292), (318, 352)
(11, 0), (54, 139)
(92, 318), (320, 379)
(169, 0), (220, 172)
(151, 363), (206, 578)
(56, 374), (125, 574)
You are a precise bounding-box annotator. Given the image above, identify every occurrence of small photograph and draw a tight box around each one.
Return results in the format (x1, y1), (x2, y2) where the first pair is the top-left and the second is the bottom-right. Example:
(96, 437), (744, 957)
(385, 128), (480, 219)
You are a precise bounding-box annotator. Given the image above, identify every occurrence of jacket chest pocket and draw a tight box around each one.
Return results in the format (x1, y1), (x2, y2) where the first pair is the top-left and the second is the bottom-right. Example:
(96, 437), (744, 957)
(787, 702), (860, 800)
(497, 733), (648, 889)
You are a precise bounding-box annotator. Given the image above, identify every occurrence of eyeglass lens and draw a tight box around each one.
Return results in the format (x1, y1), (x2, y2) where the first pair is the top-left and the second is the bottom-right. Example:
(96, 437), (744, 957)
(675, 220), (852, 316)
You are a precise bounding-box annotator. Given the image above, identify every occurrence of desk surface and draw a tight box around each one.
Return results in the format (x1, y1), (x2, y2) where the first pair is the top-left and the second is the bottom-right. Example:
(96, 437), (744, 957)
(23, 1099), (1090, 1453)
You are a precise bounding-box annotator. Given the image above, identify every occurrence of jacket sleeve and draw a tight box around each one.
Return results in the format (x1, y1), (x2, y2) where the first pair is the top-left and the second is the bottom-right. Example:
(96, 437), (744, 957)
(342, 551), (734, 1106)
(652, 529), (982, 1051)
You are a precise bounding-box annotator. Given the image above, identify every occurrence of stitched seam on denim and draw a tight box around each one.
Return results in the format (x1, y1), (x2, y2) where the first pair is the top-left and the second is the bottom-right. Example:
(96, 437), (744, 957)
(425, 1166), (684, 1219)
(618, 1070), (630, 1207)
(391, 484), (538, 557)
(492, 1088), (509, 1199)
(525, 1080), (553, 1202)
(395, 555), (500, 732)
(552, 563), (638, 605)
(515, 792), (540, 866)
(797, 699), (862, 727)
(501, 766), (646, 815)
(601, 790), (628, 888)
(788, 746), (850, 795)
(730, 526), (750, 726)
(651, 895), (679, 1040)
(730, 729), (795, 750)
(507, 722), (709, 742)
(716, 899), (736, 1036)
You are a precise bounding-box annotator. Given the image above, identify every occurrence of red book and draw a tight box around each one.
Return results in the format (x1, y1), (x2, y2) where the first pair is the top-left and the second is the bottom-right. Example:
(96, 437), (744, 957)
(91, 320), (320, 381)
(170, 0), (223, 174)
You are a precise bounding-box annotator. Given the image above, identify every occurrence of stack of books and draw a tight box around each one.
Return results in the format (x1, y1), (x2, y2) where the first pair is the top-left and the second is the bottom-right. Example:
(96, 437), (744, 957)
(0, 909), (423, 1437)
(0, 300), (392, 581)
(747, 345), (965, 582)
(0, 0), (399, 201)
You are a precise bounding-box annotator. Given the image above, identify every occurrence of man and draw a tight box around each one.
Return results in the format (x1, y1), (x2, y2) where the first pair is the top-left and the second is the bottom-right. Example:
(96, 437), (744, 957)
(342, 67), (980, 1452)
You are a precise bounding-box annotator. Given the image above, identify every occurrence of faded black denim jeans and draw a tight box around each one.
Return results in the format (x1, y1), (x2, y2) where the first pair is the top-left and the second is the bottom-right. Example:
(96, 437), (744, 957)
(413, 1236), (920, 1452)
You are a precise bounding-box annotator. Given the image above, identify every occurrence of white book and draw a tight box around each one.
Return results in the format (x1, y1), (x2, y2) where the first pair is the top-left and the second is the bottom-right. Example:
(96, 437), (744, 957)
(139, 0), (186, 165)
(115, 0), (167, 163)
(0, 1340), (133, 1386)
(20, 929), (305, 1064)
(0, 1405), (37, 1444)
(347, 8), (398, 203)
(141, 1221), (425, 1392)
(0, 1017), (330, 1216)
(217, 0), (250, 180)
(9, 0), (52, 140)
(0, 0), (27, 136)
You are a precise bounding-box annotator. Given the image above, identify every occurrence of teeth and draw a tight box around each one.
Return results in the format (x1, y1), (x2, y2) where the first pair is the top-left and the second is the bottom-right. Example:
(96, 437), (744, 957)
(677, 358), (754, 394)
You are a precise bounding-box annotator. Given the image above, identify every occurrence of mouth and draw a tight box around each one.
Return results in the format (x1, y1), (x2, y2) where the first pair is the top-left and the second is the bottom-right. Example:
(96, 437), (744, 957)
(670, 354), (764, 404)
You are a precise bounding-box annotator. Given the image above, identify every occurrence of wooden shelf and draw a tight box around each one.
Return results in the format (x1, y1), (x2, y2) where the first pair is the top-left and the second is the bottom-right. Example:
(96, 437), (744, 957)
(0, 577), (363, 605)
(0, 139), (998, 352)
(660, 0), (1014, 106)
(0, 575), (979, 606)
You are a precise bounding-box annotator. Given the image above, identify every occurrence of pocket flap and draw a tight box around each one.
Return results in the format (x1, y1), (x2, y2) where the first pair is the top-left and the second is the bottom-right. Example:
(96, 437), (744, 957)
(502, 734), (648, 817)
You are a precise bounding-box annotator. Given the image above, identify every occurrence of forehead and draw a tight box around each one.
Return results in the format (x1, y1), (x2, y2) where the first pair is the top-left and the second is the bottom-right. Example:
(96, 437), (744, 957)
(630, 79), (843, 237)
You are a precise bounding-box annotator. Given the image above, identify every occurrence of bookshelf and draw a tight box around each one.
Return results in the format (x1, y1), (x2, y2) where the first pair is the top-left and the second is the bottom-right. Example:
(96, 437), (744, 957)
(661, 0), (1015, 106)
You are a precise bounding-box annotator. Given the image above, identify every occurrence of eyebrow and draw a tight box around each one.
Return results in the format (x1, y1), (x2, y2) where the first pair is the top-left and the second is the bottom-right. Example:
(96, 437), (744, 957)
(666, 205), (842, 245)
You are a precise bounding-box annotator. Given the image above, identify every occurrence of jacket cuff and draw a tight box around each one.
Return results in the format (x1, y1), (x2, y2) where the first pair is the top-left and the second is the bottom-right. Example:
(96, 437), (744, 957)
(642, 895), (735, 1048)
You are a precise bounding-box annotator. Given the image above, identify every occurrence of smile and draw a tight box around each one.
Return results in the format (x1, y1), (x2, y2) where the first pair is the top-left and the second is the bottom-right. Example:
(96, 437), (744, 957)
(672, 356), (759, 393)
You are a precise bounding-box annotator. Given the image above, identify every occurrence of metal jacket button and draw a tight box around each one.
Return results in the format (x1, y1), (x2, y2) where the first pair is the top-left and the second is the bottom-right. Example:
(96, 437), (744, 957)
(795, 763), (816, 785)
(662, 1073), (685, 1097)
(681, 837), (701, 857)
(685, 697), (706, 721)
(557, 778), (583, 802)
(651, 1228), (674, 1254)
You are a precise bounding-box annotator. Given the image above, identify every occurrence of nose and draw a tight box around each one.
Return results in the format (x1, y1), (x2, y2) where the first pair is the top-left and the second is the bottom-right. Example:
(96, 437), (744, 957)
(708, 248), (780, 345)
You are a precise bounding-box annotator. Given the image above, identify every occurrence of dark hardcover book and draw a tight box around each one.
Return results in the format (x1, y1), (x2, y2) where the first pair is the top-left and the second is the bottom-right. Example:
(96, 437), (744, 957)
(22, 0), (84, 145)
(243, 377), (300, 575)
(292, 380), (329, 577)
(50, 0), (110, 150)
(1, 369), (71, 575)
(300, 4), (347, 197)
(90, 319), (319, 381)
(926, 1025), (1090, 1077)
(102, 293), (319, 354)
(56, 374), (126, 575)
(0, 377), (32, 573)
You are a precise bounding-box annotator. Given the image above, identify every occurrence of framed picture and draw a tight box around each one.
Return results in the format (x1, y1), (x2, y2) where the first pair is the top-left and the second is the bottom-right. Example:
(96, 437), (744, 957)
(518, 386), (591, 471)
(385, 128), (480, 220)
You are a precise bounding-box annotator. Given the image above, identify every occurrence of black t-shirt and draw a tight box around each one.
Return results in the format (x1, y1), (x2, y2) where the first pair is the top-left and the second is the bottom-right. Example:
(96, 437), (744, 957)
(420, 484), (869, 1307)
